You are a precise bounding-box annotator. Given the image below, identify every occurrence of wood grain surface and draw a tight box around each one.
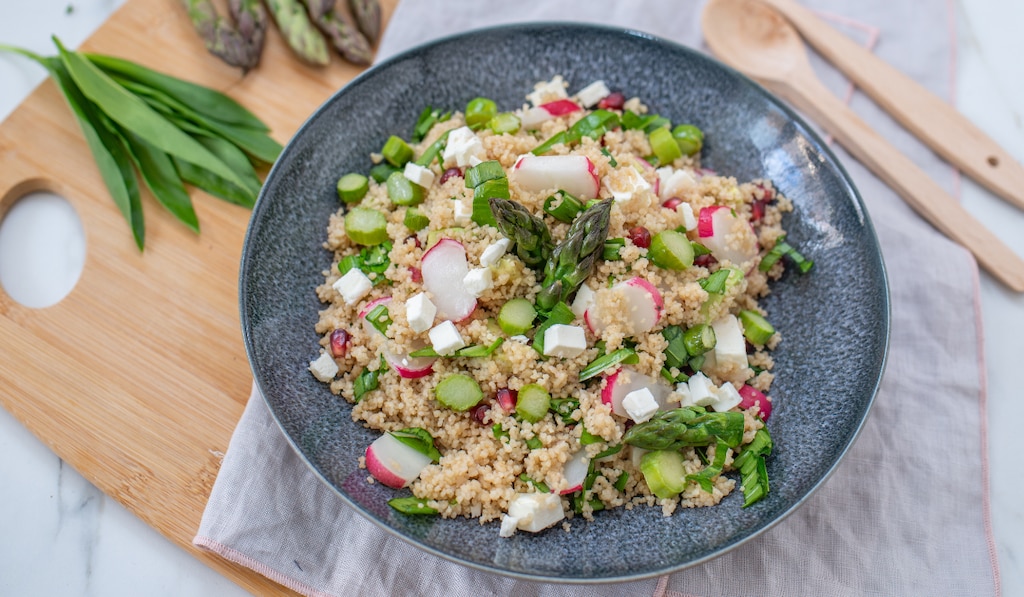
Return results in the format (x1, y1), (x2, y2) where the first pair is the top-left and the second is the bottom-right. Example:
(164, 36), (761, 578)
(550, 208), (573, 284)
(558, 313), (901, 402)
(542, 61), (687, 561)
(0, 0), (396, 593)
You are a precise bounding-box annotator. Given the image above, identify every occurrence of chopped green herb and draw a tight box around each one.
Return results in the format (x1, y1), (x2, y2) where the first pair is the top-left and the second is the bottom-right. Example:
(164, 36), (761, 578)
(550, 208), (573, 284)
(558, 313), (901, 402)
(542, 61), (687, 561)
(388, 496), (438, 515)
(518, 473), (550, 493)
(390, 428), (442, 462)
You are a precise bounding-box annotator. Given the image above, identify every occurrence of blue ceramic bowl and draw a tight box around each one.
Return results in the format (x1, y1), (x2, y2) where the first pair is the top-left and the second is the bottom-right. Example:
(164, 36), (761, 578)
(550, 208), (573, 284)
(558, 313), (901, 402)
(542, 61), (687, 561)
(240, 23), (889, 582)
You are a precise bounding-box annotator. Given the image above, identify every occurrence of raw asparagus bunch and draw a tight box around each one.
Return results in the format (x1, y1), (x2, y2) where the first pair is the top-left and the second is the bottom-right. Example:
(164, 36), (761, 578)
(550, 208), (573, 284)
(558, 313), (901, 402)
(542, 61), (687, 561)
(535, 199), (612, 311)
(0, 38), (281, 250)
(183, 0), (266, 72)
(302, 0), (373, 65)
(489, 197), (555, 270)
(265, 0), (330, 66)
(622, 407), (745, 450)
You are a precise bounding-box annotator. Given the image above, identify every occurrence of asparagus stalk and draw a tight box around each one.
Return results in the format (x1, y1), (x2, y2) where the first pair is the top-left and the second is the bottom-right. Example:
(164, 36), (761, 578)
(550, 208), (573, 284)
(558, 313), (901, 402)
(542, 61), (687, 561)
(301, 0), (373, 65)
(348, 0), (382, 44)
(265, 0), (330, 66)
(229, 0), (268, 69)
(489, 197), (554, 270)
(536, 198), (612, 311)
(183, 0), (263, 71)
(622, 407), (745, 450)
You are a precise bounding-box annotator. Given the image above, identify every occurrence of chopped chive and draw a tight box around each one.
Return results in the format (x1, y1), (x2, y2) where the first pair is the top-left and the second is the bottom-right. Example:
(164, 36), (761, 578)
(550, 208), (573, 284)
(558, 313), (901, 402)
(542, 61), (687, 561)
(525, 436), (543, 450)
(613, 471), (629, 491)
(388, 496), (439, 515)
(698, 269), (731, 294)
(366, 304), (392, 335)
(519, 473), (550, 493)
(600, 147), (618, 167)
(580, 348), (639, 381)
(543, 190), (584, 223)
(580, 424), (602, 445)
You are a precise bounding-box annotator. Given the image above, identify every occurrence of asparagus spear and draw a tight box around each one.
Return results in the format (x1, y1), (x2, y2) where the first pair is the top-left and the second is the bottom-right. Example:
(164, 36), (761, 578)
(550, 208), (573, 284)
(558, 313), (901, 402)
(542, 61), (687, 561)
(622, 407), (745, 450)
(265, 0), (330, 66)
(348, 0), (382, 44)
(229, 0), (268, 69)
(536, 199), (612, 311)
(489, 197), (554, 270)
(183, 0), (263, 71)
(301, 0), (373, 65)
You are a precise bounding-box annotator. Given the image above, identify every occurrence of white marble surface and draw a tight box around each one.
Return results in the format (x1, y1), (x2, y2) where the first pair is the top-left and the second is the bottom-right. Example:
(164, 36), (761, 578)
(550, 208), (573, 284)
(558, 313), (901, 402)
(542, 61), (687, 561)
(0, 1), (1020, 595)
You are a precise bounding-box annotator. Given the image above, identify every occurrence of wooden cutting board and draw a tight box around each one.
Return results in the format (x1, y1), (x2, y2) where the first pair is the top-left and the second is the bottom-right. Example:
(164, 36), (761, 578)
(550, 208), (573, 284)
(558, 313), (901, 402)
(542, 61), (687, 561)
(0, 0), (397, 593)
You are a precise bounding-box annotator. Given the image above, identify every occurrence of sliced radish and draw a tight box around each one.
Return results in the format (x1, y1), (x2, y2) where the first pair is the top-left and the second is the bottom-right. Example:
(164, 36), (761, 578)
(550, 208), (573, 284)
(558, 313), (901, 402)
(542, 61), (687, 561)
(539, 99), (581, 116)
(519, 100), (582, 128)
(359, 295), (436, 378)
(365, 433), (433, 489)
(512, 155), (600, 199)
(600, 367), (673, 417)
(421, 239), (477, 321)
(584, 277), (663, 337)
(358, 294), (393, 319)
(738, 384), (772, 420)
(697, 205), (759, 265)
(559, 450), (590, 494)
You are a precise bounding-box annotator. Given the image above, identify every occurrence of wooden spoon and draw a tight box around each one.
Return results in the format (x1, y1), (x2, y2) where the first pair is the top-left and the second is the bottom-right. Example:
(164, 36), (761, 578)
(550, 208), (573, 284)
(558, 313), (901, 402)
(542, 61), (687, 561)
(763, 0), (1024, 212)
(702, 0), (1024, 292)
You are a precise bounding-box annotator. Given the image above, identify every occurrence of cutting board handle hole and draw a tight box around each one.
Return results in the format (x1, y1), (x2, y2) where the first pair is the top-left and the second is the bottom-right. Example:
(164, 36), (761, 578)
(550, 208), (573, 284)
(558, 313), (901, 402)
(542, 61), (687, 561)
(0, 189), (86, 309)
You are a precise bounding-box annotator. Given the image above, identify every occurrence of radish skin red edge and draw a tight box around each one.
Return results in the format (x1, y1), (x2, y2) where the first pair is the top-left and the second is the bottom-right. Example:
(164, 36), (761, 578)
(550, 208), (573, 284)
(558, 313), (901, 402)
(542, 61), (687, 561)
(738, 384), (772, 420)
(365, 433), (433, 489)
(560, 450), (590, 494)
(511, 155), (600, 199)
(359, 295), (436, 378)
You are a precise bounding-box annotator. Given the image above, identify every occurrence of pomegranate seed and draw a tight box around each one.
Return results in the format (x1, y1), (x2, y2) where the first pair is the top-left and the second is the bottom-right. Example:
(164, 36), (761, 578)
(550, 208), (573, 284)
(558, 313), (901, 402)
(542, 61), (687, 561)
(470, 403), (492, 425)
(694, 254), (718, 268)
(662, 197), (683, 210)
(628, 226), (652, 249)
(329, 329), (350, 358)
(751, 199), (766, 222)
(409, 267), (422, 284)
(496, 388), (517, 413)
(439, 167), (463, 185)
(597, 91), (626, 111)
(404, 234), (422, 249)
(754, 182), (776, 202)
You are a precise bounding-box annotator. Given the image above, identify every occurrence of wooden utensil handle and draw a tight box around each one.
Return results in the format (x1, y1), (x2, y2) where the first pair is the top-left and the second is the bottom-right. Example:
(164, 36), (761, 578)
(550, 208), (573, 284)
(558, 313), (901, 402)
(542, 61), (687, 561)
(770, 72), (1024, 291)
(763, 0), (1024, 211)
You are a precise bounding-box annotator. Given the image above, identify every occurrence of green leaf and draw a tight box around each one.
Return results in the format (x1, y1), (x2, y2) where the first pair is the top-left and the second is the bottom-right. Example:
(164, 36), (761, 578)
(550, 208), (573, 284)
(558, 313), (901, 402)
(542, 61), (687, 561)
(390, 428), (442, 462)
(387, 496), (438, 515)
(518, 473), (550, 493)
(54, 37), (250, 190)
(121, 131), (200, 233)
(86, 52), (270, 131)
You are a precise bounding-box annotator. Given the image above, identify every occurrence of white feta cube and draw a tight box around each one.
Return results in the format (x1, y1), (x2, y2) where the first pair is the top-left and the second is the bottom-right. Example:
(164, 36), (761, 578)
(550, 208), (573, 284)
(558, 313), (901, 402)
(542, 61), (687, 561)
(711, 314), (748, 370)
(453, 198), (473, 225)
(403, 162), (435, 188)
(499, 513), (520, 537)
(504, 492), (564, 535)
(479, 238), (512, 267)
(710, 381), (743, 413)
(570, 285), (595, 318)
(332, 268), (372, 306)
(442, 126), (486, 168)
(657, 167), (697, 200)
(526, 76), (568, 106)
(428, 320), (466, 356)
(576, 80), (610, 108)
(688, 371), (717, 406)
(675, 382), (695, 407)
(622, 387), (660, 423)
(542, 324), (587, 358)
(605, 167), (652, 202)
(462, 267), (493, 297)
(679, 202), (697, 231)
(309, 352), (339, 382)
(406, 292), (436, 333)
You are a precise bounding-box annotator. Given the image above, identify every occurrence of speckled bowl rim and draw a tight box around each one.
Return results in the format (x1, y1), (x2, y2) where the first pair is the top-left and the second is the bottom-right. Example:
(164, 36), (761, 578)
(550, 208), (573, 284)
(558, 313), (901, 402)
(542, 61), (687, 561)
(240, 22), (891, 583)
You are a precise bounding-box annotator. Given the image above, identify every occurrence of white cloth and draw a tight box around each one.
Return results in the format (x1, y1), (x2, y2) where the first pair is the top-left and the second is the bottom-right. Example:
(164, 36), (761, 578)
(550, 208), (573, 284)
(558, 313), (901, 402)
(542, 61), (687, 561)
(195, 1), (1001, 595)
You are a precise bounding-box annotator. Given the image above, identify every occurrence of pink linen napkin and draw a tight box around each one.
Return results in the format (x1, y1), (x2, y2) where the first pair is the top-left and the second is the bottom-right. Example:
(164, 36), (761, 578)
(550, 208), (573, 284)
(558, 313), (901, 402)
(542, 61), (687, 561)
(194, 1), (1001, 595)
